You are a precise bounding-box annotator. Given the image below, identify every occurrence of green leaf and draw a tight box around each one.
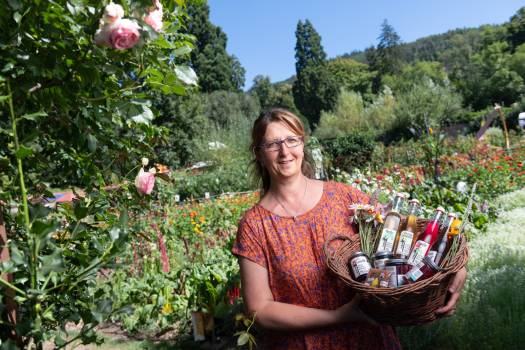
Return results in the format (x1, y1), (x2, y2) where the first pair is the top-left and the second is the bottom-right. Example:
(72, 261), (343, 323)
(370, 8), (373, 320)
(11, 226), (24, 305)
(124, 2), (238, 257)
(13, 12), (22, 24)
(40, 250), (66, 275)
(175, 66), (198, 86)
(14, 144), (34, 159)
(19, 111), (47, 121)
(7, 0), (22, 10)
(91, 298), (113, 324)
(31, 219), (59, 238)
(87, 134), (97, 152)
(109, 227), (120, 241)
(74, 203), (89, 220)
(119, 208), (128, 228)
(130, 105), (154, 124)
(0, 95), (9, 103)
(173, 45), (192, 57)
(237, 332), (249, 346)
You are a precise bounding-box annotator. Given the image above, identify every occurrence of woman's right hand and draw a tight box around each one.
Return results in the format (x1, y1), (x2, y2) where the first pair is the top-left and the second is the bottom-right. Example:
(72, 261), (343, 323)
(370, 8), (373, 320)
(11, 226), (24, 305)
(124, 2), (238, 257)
(333, 295), (378, 326)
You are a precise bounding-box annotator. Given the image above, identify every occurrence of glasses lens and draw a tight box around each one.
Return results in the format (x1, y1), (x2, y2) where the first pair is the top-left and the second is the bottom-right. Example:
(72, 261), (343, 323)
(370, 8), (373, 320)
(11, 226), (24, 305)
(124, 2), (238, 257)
(285, 137), (301, 148)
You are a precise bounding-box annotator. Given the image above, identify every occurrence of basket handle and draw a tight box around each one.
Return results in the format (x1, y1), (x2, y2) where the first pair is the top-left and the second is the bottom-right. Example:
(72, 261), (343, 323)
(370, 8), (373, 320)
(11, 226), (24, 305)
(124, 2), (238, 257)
(323, 234), (353, 261)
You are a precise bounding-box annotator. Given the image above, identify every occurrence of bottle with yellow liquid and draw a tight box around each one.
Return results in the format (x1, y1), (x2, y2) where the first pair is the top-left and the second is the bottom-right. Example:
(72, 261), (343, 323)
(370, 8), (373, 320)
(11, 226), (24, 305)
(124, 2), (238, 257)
(375, 193), (405, 253)
(393, 199), (420, 258)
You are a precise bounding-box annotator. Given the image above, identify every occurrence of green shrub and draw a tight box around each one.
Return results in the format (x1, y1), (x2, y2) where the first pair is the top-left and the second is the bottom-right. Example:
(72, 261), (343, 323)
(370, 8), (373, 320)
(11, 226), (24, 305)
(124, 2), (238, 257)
(321, 134), (376, 173)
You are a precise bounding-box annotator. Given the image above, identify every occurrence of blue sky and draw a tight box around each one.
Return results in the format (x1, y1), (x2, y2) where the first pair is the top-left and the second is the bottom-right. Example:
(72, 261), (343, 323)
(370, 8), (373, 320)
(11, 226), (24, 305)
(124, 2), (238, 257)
(208, 0), (524, 90)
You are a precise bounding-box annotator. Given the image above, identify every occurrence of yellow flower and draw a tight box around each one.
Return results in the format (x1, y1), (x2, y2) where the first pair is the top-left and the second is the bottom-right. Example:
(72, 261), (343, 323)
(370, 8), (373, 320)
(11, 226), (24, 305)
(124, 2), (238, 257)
(375, 213), (384, 224)
(199, 216), (205, 223)
(428, 127), (433, 135)
(161, 303), (173, 315)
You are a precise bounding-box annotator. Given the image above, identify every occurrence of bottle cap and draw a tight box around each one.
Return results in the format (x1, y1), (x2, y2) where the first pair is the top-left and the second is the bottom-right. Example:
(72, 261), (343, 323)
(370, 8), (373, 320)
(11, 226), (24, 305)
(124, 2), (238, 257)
(435, 206), (445, 212)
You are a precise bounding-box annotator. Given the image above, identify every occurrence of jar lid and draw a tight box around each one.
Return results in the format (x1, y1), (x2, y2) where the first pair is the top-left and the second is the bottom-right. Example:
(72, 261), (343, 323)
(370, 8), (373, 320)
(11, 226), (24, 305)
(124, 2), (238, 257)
(372, 251), (394, 260)
(422, 256), (441, 271)
(349, 251), (368, 260)
(385, 258), (408, 266)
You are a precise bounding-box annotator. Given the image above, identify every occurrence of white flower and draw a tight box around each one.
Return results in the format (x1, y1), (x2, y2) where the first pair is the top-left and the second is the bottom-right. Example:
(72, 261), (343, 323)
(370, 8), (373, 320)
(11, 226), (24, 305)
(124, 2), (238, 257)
(142, 157), (149, 167)
(456, 181), (468, 194)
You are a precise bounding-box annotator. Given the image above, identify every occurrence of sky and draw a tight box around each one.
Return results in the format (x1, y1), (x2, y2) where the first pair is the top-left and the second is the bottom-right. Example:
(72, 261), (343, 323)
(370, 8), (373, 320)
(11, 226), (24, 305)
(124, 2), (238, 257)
(207, 0), (524, 90)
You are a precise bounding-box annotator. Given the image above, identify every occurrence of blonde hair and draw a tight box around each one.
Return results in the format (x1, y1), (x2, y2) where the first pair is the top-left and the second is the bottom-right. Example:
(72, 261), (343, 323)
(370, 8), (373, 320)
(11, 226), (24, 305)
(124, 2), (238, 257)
(250, 108), (314, 193)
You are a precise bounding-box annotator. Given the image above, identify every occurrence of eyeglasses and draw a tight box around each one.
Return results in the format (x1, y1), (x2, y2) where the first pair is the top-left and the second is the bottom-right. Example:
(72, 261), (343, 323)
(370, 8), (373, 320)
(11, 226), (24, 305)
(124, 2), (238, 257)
(259, 136), (304, 152)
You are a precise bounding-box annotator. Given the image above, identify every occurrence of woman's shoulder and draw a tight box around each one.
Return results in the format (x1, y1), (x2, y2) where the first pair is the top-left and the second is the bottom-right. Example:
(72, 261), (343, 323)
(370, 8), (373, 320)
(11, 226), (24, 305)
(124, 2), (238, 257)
(325, 180), (370, 204)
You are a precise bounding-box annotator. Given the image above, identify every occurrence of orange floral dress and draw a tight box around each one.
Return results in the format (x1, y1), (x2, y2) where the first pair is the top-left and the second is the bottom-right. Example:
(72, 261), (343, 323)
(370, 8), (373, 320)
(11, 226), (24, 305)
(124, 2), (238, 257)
(232, 181), (401, 350)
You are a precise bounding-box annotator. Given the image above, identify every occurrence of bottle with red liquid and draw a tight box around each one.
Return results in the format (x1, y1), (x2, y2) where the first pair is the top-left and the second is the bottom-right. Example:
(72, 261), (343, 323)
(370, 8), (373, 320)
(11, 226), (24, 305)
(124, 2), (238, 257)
(407, 207), (445, 266)
(428, 212), (457, 265)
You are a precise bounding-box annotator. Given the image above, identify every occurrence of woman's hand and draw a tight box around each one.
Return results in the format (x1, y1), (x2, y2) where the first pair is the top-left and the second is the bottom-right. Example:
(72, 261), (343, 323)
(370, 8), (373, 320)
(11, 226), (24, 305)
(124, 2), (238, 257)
(435, 266), (467, 317)
(334, 295), (378, 326)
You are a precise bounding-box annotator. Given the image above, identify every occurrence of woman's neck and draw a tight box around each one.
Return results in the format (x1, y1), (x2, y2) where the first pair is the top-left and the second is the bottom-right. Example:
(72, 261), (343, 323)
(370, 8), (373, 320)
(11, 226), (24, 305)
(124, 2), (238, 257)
(268, 174), (308, 202)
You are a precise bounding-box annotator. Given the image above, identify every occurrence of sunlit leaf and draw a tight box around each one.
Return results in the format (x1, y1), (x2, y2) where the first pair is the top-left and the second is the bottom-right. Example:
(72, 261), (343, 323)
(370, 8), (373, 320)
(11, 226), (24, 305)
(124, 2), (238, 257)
(14, 144), (33, 159)
(175, 66), (198, 86)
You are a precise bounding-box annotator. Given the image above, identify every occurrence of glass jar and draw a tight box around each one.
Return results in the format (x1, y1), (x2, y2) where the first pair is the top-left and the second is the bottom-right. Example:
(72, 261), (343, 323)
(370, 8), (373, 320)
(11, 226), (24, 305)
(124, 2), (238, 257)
(348, 251), (371, 282)
(384, 258), (410, 287)
(406, 256), (441, 283)
(372, 251), (394, 270)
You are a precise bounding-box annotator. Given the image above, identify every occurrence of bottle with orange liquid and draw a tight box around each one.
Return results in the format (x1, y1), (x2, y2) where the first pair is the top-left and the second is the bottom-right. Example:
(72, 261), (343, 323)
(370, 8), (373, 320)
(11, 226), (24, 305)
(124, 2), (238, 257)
(407, 207), (445, 266)
(393, 199), (420, 259)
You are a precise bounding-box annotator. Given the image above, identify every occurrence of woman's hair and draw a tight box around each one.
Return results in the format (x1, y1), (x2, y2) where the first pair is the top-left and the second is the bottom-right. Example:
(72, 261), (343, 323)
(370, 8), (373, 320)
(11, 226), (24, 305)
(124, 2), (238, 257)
(250, 107), (314, 193)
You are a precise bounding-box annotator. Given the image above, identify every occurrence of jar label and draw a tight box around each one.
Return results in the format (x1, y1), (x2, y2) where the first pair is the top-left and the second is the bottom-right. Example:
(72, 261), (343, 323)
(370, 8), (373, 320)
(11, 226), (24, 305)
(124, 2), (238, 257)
(377, 228), (397, 252)
(395, 230), (414, 256)
(385, 265), (397, 287)
(407, 265), (424, 282)
(350, 256), (371, 278)
(408, 240), (430, 265)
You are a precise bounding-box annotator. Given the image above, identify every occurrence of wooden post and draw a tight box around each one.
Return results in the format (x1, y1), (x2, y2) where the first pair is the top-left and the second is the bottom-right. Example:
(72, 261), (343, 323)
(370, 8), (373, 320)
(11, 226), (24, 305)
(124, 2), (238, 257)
(0, 205), (19, 341)
(494, 104), (510, 150)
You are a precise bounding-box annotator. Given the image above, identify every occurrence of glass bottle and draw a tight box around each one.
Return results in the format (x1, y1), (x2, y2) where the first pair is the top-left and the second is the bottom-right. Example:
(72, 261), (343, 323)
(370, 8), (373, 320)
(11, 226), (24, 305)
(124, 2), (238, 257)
(393, 199), (420, 258)
(407, 207), (445, 265)
(375, 194), (405, 254)
(428, 212), (456, 264)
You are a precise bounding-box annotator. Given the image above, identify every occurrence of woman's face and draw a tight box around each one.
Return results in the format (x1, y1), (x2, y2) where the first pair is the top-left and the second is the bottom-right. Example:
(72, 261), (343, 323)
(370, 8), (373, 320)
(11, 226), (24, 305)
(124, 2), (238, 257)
(258, 121), (304, 182)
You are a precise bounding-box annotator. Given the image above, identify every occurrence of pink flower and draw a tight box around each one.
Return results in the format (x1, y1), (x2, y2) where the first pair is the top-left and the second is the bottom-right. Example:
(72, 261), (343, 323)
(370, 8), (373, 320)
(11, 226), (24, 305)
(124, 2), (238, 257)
(109, 19), (141, 50)
(144, 0), (163, 32)
(103, 2), (124, 24)
(135, 168), (155, 195)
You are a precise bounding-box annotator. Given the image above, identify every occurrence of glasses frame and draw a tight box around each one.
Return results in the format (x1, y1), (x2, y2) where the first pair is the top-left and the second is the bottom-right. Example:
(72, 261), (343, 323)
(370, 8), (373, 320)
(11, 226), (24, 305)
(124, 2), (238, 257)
(258, 136), (304, 152)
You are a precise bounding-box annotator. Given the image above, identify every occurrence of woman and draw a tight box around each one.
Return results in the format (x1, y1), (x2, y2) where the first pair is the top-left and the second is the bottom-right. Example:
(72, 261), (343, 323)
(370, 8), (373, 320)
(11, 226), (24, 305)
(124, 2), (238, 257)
(232, 108), (466, 349)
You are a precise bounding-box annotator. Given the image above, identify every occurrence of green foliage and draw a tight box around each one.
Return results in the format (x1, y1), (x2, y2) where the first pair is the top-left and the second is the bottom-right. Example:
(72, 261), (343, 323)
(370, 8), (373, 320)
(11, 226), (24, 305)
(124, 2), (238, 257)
(507, 6), (525, 49)
(315, 86), (396, 140)
(326, 58), (374, 97)
(509, 43), (525, 80)
(390, 81), (464, 141)
(382, 61), (449, 93)
(186, 1), (245, 92)
(250, 76), (300, 114)
(452, 41), (524, 110)
(293, 64), (338, 129)
(294, 20), (327, 75)
(321, 134), (376, 173)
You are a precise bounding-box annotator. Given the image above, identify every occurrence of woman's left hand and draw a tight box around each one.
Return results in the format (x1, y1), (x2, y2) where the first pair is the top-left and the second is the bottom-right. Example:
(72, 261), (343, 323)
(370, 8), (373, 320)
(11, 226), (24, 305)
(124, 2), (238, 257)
(435, 266), (467, 317)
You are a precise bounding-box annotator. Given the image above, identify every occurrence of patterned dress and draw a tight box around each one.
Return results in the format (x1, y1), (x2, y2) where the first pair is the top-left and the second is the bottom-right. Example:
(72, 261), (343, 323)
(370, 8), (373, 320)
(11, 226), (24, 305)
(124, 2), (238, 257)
(232, 181), (401, 350)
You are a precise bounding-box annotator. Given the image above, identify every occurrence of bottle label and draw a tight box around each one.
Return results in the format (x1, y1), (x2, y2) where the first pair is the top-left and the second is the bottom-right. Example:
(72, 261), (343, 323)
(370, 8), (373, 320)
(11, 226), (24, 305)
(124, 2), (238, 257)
(395, 230), (414, 256)
(427, 250), (437, 262)
(350, 256), (371, 278)
(377, 228), (397, 252)
(408, 240), (430, 265)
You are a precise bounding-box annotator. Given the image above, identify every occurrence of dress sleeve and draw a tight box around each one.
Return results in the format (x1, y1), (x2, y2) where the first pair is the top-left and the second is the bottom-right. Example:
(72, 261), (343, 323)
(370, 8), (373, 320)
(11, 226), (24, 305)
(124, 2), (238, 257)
(336, 182), (370, 205)
(231, 214), (268, 269)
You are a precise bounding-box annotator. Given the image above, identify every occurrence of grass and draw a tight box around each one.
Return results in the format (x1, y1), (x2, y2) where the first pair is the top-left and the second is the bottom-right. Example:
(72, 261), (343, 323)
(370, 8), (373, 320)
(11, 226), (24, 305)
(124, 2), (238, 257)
(398, 188), (525, 350)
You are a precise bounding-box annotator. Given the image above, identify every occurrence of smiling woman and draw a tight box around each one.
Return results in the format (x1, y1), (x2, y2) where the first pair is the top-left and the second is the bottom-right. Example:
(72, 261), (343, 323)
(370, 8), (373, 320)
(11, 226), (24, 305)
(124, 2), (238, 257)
(232, 108), (402, 350)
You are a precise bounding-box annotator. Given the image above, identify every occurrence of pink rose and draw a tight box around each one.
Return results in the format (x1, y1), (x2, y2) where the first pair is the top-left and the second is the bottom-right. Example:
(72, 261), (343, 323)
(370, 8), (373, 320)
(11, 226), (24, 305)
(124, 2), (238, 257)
(135, 168), (155, 195)
(103, 2), (124, 23)
(109, 19), (141, 50)
(144, 0), (163, 32)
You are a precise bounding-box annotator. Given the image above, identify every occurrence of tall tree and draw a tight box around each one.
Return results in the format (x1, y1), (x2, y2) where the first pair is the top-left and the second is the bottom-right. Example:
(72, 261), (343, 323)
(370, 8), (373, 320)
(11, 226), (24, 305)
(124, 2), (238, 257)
(368, 19), (404, 91)
(186, 1), (245, 92)
(294, 20), (327, 75)
(507, 6), (525, 50)
(292, 20), (336, 128)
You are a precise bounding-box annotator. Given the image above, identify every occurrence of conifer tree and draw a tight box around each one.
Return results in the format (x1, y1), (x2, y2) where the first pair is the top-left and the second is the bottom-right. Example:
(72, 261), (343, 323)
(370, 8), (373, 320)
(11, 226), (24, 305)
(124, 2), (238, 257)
(186, 1), (245, 92)
(292, 20), (336, 129)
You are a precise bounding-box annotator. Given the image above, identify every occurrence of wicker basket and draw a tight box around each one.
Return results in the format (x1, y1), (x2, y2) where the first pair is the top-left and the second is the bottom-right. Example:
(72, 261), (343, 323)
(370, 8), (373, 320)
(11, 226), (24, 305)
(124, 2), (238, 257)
(324, 218), (469, 326)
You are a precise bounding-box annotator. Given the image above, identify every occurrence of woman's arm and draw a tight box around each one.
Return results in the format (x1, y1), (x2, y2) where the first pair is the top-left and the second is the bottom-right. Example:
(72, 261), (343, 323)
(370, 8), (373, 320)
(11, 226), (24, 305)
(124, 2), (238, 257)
(239, 257), (372, 331)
